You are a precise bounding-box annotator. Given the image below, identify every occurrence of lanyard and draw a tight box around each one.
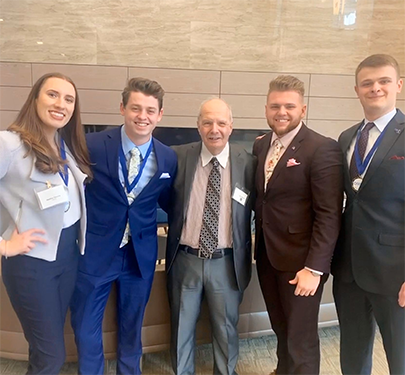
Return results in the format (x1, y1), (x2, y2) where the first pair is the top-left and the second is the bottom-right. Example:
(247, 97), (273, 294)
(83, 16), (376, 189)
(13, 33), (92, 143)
(354, 124), (387, 176)
(119, 140), (153, 193)
(59, 138), (69, 186)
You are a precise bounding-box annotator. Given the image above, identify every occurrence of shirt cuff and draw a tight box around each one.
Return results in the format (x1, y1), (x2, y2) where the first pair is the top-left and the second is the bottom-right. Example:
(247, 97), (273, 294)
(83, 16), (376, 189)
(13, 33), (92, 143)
(305, 266), (323, 276)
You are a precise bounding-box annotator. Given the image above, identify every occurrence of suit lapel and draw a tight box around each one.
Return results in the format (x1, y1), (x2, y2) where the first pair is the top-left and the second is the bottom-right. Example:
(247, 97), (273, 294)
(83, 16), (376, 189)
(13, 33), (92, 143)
(105, 126), (127, 201)
(30, 162), (61, 186)
(230, 143), (243, 188)
(340, 122), (361, 185)
(230, 143), (244, 226)
(257, 133), (272, 193)
(183, 142), (201, 218)
(265, 125), (306, 193)
(360, 110), (405, 191)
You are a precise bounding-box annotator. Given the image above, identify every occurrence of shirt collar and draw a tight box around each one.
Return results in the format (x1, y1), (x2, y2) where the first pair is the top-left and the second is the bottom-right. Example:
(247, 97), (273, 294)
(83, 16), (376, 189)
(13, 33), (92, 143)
(200, 142), (229, 168)
(271, 122), (303, 148)
(121, 125), (152, 159)
(364, 108), (397, 133)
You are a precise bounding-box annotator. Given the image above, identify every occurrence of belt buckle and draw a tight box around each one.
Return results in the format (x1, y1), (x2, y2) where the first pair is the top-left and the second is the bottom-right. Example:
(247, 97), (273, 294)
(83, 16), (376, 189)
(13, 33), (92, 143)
(198, 249), (213, 259)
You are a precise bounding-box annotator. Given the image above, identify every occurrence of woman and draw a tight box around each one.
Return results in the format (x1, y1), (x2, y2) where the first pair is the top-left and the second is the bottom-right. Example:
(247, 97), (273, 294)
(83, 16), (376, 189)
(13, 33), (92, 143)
(0, 72), (92, 374)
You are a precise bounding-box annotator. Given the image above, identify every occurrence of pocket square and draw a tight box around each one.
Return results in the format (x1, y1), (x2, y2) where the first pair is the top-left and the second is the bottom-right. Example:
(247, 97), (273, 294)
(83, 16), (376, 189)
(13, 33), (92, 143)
(159, 172), (171, 179)
(389, 155), (405, 160)
(286, 158), (301, 167)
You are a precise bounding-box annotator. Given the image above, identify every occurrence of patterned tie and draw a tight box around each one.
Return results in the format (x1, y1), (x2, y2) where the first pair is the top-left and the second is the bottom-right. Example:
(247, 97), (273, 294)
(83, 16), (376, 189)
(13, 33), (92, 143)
(265, 138), (283, 189)
(349, 122), (375, 180)
(199, 157), (221, 258)
(120, 146), (141, 248)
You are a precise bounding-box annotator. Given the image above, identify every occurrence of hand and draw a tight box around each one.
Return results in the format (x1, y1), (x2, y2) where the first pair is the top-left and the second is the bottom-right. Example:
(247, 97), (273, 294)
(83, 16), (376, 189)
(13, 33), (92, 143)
(1, 228), (47, 257)
(398, 282), (405, 308)
(289, 268), (321, 297)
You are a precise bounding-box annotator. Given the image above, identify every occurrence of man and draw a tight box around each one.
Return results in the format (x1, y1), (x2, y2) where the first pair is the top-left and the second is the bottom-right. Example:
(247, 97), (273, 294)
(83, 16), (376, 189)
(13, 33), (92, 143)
(70, 78), (177, 375)
(166, 98), (256, 375)
(253, 75), (343, 375)
(332, 54), (405, 375)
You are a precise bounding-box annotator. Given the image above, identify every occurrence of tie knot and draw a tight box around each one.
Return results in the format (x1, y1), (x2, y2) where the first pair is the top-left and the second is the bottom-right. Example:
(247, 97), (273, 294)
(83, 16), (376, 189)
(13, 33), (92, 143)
(130, 147), (140, 159)
(273, 138), (282, 148)
(363, 122), (375, 132)
(211, 157), (219, 169)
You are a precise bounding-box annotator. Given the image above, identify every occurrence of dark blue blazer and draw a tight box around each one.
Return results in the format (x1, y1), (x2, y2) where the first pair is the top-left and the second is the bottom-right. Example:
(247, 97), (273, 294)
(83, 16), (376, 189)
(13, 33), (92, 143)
(79, 126), (177, 279)
(332, 109), (405, 296)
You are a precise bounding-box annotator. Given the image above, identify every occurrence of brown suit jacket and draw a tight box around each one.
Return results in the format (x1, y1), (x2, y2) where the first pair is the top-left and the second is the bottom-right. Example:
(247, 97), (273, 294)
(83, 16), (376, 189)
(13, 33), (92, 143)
(253, 124), (343, 274)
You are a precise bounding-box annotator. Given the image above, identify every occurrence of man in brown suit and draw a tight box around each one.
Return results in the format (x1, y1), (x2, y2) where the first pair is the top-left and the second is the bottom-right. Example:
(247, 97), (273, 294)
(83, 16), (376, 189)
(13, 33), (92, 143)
(253, 75), (343, 375)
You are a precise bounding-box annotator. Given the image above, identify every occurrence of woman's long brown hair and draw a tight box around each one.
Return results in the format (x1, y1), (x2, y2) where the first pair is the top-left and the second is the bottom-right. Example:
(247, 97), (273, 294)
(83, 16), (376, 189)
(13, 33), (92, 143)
(8, 72), (93, 180)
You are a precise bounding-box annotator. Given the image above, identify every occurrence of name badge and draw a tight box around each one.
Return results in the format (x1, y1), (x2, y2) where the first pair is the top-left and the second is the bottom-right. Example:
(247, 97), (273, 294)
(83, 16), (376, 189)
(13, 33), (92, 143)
(35, 184), (69, 210)
(352, 177), (362, 192)
(232, 183), (250, 206)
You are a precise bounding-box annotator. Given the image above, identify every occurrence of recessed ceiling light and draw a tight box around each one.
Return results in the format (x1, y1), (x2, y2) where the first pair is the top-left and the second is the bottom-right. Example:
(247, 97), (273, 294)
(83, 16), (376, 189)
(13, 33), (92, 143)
(37, 41), (43, 45)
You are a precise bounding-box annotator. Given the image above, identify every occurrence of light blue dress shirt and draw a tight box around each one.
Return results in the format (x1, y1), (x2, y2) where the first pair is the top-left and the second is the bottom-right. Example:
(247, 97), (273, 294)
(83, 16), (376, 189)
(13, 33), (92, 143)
(118, 126), (157, 199)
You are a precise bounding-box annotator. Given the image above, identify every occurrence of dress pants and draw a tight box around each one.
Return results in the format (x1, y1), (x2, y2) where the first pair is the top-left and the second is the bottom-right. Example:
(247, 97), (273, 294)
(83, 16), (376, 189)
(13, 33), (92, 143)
(167, 249), (243, 375)
(256, 238), (326, 375)
(2, 221), (80, 375)
(70, 240), (154, 375)
(333, 278), (405, 375)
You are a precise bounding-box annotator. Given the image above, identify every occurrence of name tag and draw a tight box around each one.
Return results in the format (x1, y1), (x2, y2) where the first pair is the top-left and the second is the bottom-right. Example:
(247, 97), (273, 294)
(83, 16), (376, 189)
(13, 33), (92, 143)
(35, 184), (69, 210)
(232, 183), (249, 206)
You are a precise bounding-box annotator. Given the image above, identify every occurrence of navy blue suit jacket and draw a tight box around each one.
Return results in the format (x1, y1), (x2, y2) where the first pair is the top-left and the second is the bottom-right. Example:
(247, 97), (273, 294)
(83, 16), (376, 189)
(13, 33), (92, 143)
(79, 127), (177, 279)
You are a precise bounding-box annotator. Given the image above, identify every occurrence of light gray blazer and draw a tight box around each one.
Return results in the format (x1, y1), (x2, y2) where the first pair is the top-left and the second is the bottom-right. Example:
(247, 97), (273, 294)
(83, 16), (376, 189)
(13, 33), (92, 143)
(0, 131), (87, 261)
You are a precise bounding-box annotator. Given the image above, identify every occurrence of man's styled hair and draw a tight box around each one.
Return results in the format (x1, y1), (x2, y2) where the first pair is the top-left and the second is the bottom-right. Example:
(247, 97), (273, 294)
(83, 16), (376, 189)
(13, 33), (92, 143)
(355, 54), (401, 82)
(122, 77), (165, 110)
(268, 75), (305, 97)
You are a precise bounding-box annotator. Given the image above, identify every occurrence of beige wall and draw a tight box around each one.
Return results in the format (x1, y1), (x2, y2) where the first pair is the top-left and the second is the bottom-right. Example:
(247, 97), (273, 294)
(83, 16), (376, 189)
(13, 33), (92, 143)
(1, 62), (404, 139)
(0, 0), (404, 137)
(0, 0), (404, 74)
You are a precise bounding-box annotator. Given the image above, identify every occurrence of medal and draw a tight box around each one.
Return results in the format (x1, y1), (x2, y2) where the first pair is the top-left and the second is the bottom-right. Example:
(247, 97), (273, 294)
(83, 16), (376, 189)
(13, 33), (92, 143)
(352, 177), (362, 192)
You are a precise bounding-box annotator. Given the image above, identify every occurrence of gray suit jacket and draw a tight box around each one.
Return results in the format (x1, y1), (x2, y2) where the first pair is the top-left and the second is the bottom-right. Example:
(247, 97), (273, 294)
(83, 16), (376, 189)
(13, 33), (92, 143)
(166, 142), (256, 292)
(0, 131), (87, 261)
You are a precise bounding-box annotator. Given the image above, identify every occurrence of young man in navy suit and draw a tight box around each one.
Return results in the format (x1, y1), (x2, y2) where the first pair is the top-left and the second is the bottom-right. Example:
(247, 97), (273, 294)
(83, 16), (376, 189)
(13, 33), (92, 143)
(70, 78), (177, 375)
(332, 54), (405, 375)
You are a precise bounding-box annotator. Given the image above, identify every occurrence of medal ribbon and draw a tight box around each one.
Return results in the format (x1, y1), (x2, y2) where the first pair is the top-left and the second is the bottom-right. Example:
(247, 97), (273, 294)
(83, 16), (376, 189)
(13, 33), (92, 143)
(354, 125), (387, 176)
(119, 140), (153, 193)
(59, 138), (69, 186)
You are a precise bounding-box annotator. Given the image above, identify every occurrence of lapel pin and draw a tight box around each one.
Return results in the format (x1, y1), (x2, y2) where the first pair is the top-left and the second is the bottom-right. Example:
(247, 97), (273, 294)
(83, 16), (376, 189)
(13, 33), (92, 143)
(394, 128), (402, 134)
(292, 146), (296, 150)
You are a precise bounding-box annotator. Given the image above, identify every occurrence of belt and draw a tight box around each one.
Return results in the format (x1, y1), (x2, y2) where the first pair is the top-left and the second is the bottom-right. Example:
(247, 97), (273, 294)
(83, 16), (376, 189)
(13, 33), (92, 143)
(179, 245), (233, 259)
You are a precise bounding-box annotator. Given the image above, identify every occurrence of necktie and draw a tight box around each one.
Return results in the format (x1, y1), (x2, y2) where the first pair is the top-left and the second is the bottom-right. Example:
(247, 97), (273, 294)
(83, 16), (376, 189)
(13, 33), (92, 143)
(265, 138), (283, 189)
(199, 157), (221, 258)
(349, 122), (375, 180)
(120, 146), (141, 247)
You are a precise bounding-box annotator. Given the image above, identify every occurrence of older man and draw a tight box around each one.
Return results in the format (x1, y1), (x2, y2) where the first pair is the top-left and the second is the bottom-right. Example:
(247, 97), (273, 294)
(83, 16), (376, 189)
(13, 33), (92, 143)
(166, 98), (256, 375)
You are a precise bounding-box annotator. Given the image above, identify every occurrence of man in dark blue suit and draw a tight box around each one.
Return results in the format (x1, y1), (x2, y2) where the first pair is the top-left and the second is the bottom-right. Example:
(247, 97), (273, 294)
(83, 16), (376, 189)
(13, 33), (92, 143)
(70, 78), (177, 375)
(332, 54), (404, 375)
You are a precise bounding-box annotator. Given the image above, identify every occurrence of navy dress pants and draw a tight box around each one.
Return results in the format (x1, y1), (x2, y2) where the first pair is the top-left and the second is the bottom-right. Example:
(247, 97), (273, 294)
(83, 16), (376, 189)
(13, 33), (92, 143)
(70, 240), (154, 375)
(2, 221), (80, 375)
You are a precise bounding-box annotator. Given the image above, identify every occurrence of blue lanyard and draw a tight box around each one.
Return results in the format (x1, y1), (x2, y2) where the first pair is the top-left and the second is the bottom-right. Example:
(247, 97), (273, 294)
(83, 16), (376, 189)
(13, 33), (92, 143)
(354, 124), (387, 176)
(119, 140), (153, 193)
(59, 138), (69, 186)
